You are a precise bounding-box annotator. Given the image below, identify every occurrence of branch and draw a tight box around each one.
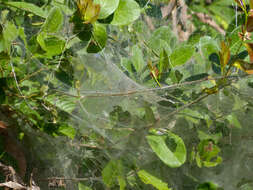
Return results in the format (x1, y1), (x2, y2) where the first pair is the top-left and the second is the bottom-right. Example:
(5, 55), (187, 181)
(51, 75), (246, 98)
(194, 12), (225, 35)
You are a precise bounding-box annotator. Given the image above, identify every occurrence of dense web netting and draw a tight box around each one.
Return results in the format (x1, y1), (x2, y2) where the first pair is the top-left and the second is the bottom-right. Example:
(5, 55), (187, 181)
(6, 1), (253, 189)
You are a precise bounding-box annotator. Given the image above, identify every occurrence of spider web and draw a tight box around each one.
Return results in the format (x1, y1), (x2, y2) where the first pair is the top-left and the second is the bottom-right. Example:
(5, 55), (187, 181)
(11, 1), (253, 189)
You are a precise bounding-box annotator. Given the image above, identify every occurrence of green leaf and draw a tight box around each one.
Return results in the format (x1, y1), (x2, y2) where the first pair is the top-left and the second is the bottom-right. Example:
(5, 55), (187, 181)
(198, 36), (219, 58)
(94, 0), (120, 19)
(197, 182), (220, 190)
(197, 130), (222, 144)
(197, 140), (222, 168)
(37, 34), (65, 56)
(148, 26), (173, 55)
(158, 49), (170, 78)
(111, 0), (141, 25)
(2, 21), (19, 53)
(118, 175), (126, 190)
(87, 23), (107, 53)
(46, 95), (76, 114)
(137, 170), (171, 190)
(226, 113), (242, 128)
(78, 183), (92, 190)
(3, 1), (47, 18)
(102, 159), (125, 188)
(58, 124), (76, 139)
(147, 131), (186, 168)
(170, 43), (194, 67)
(229, 26), (244, 54)
(41, 7), (64, 34)
(131, 45), (144, 74)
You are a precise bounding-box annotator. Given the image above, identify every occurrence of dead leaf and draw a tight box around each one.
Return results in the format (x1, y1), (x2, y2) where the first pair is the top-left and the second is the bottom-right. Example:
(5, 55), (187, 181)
(0, 181), (26, 189)
(245, 43), (253, 62)
(0, 121), (7, 129)
(247, 9), (253, 32)
(219, 41), (231, 74)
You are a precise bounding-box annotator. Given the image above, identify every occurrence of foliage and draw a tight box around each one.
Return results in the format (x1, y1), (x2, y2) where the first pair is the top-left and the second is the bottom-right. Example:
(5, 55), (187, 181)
(0, 0), (253, 190)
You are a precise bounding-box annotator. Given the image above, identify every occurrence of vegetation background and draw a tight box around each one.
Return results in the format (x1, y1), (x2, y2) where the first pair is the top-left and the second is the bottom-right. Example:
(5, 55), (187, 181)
(0, 0), (253, 189)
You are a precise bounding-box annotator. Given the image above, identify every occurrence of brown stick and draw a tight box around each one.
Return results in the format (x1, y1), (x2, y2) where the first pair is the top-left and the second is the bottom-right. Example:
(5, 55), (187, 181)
(194, 12), (226, 35)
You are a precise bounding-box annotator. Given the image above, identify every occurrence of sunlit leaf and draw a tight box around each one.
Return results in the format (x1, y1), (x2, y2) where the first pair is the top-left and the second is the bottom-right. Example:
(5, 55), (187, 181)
(137, 170), (171, 190)
(147, 131), (186, 168)
(77, 0), (101, 24)
(3, 1), (46, 18)
(94, 0), (119, 19)
(87, 23), (107, 53)
(233, 59), (253, 74)
(58, 124), (76, 139)
(111, 0), (141, 25)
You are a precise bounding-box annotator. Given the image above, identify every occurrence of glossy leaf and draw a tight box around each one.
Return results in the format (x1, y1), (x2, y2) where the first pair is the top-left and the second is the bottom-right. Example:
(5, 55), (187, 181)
(94, 0), (119, 19)
(87, 23), (107, 53)
(111, 0), (141, 25)
(197, 182), (220, 190)
(4, 1), (47, 18)
(147, 131), (186, 168)
(137, 170), (171, 190)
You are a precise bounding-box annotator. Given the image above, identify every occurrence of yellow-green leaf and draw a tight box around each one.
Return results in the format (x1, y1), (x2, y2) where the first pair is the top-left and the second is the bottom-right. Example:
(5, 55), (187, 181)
(138, 170), (171, 190)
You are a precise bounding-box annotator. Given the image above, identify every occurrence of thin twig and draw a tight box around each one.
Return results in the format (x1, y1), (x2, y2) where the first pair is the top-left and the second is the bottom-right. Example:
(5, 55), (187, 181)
(165, 94), (209, 119)
(51, 75), (246, 98)
(40, 177), (101, 182)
